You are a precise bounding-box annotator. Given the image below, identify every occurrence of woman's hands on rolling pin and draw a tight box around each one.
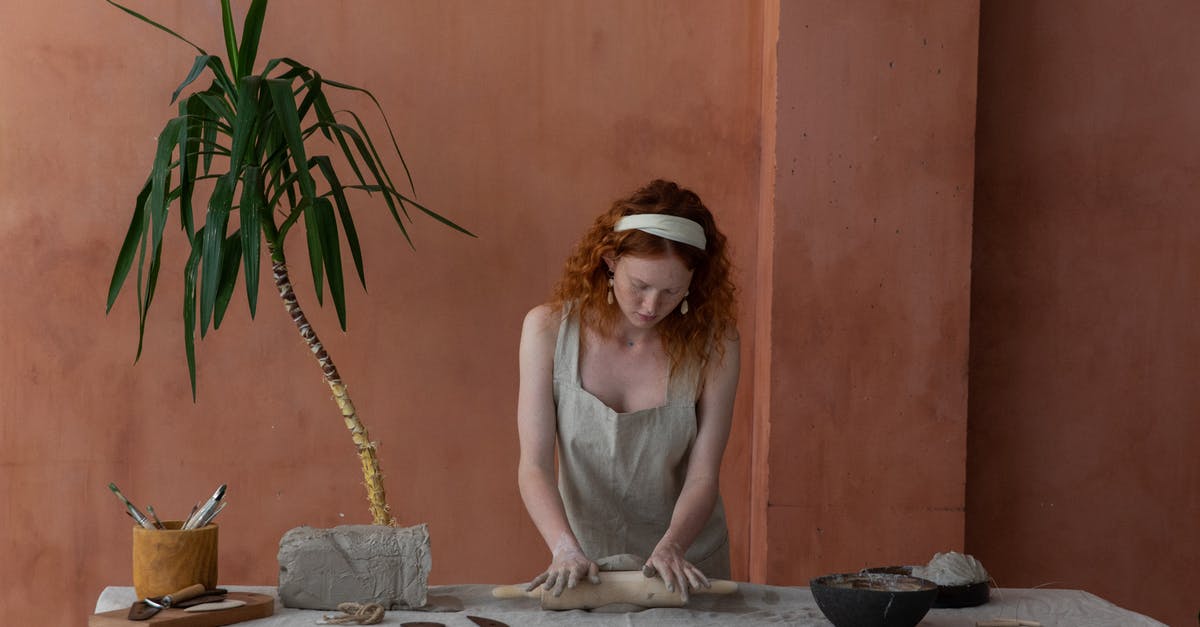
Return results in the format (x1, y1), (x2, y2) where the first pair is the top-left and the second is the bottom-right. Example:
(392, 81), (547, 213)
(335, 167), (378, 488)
(527, 542), (600, 597)
(643, 539), (710, 603)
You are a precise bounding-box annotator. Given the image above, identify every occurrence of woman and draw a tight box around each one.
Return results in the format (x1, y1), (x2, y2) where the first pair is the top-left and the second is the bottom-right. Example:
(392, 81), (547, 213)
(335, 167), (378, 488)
(517, 179), (740, 602)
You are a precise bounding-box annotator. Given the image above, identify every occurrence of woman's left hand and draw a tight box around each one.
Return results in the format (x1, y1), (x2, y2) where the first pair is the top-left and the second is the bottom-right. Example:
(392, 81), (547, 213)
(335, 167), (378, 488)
(643, 539), (711, 603)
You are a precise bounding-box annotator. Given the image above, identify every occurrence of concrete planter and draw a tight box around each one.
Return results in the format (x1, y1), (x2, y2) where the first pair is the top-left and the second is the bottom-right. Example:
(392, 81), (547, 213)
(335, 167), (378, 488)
(277, 523), (431, 610)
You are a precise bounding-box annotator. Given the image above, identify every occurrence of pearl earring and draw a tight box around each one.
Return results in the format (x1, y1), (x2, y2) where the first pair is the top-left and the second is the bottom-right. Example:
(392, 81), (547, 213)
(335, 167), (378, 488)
(680, 292), (690, 315)
(607, 275), (614, 305)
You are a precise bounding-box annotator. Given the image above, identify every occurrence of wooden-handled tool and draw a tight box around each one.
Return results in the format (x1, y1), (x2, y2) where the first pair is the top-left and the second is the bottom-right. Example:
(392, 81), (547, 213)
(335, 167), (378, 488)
(128, 584), (207, 620)
(493, 570), (738, 610)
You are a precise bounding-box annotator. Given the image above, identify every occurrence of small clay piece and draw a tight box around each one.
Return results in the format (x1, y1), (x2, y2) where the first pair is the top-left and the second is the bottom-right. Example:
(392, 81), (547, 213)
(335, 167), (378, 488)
(467, 617), (510, 627)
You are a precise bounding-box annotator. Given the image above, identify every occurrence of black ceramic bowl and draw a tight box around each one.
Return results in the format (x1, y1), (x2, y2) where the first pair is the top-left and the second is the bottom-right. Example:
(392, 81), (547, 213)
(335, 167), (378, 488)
(810, 573), (938, 627)
(863, 565), (990, 608)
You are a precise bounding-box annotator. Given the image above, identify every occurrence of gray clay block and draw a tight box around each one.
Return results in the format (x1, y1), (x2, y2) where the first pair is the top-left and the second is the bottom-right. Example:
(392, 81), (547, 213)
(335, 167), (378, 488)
(277, 523), (431, 610)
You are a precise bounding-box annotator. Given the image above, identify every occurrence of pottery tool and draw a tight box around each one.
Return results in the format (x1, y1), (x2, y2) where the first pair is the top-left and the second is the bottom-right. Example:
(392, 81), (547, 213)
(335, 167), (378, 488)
(109, 482), (156, 530)
(128, 584), (207, 620)
(183, 484), (227, 529)
(493, 570), (738, 610)
(172, 589), (230, 609)
(89, 591), (274, 626)
(183, 599), (246, 612)
(146, 505), (165, 529)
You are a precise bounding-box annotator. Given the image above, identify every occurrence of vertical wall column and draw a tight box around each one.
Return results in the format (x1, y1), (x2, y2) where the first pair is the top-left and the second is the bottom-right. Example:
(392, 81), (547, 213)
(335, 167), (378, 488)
(749, 0), (780, 583)
(752, 2), (980, 582)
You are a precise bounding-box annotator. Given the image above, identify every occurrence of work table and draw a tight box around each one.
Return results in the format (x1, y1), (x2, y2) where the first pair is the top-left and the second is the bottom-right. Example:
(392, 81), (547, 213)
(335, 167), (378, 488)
(95, 582), (1166, 626)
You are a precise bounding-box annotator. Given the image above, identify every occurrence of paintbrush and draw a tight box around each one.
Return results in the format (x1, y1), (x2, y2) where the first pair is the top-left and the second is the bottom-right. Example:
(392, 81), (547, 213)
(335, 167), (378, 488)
(184, 484), (226, 530)
(195, 500), (227, 528)
(146, 505), (165, 529)
(109, 482), (156, 530)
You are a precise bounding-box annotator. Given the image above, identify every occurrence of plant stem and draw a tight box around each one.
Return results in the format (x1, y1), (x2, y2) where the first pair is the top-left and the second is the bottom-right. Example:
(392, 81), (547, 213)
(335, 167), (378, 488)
(268, 242), (395, 526)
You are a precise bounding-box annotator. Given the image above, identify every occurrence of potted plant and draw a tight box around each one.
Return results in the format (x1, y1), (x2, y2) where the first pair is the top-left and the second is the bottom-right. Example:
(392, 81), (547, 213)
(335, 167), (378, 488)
(104, 0), (471, 609)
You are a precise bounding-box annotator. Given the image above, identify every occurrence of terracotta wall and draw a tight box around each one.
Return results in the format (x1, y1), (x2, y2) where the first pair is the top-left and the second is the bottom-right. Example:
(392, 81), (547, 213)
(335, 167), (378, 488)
(754, 2), (980, 582)
(968, 2), (1200, 624)
(0, 2), (765, 624)
(4, 1), (1189, 625)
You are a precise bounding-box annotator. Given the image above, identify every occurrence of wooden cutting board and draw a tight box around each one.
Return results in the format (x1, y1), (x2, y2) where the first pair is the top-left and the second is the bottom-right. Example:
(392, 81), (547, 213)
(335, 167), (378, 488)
(88, 592), (274, 627)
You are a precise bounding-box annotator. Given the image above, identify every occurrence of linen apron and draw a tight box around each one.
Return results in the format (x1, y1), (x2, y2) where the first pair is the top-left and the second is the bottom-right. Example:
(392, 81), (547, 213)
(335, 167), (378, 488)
(553, 312), (730, 577)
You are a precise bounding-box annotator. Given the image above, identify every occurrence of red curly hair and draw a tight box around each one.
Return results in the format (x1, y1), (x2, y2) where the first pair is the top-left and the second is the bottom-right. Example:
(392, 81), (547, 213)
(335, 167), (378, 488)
(551, 179), (737, 378)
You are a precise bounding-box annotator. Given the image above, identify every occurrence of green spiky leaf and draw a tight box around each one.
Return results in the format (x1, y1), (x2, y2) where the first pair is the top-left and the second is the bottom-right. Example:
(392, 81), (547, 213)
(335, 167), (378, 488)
(238, 0), (269, 76)
(183, 225), (205, 399)
(313, 156), (365, 289)
(219, 0), (240, 79)
(172, 55), (215, 104)
(105, 0), (207, 55)
(314, 197), (346, 329)
(107, 178), (151, 313)
(199, 176), (234, 337)
(213, 231), (243, 328)
(240, 166), (263, 317)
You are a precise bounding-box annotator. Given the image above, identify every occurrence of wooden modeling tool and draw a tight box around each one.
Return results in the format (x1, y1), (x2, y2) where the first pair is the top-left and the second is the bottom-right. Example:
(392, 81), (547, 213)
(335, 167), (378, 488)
(128, 584), (207, 620)
(492, 570), (738, 610)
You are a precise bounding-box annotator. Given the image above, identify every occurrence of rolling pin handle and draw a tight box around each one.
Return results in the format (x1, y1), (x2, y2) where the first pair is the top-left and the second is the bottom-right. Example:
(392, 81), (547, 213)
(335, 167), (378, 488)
(702, 579), (738, 595)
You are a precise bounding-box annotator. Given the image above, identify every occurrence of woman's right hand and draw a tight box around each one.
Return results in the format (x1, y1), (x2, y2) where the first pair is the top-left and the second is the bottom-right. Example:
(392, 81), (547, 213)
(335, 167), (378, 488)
(526, 545), (600, 597)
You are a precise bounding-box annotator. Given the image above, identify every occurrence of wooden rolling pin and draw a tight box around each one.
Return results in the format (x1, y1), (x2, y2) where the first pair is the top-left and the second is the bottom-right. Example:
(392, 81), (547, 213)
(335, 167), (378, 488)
(493, 570), (738, 610)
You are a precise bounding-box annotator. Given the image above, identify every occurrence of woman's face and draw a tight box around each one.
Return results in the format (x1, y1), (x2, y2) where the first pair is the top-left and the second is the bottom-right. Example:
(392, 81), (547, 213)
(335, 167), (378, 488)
(608, 254), (693, 329)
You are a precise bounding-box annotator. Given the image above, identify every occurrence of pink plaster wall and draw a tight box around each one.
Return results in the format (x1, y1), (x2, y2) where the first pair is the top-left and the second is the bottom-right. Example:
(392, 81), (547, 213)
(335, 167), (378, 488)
(757, 2), (980, 582)
(4, 1), (1188, 625)
(968, 2), (1200, 624)
(0, 2), (764, 623)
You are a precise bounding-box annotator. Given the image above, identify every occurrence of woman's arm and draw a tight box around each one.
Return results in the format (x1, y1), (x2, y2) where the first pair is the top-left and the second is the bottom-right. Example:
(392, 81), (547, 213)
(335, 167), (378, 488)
(517, 305), (599, 595)
(645, 332), (741, 600)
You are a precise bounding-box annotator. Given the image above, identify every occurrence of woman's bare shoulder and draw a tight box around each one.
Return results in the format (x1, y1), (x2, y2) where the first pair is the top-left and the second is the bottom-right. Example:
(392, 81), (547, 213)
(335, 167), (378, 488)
(522, 303), (562, 342)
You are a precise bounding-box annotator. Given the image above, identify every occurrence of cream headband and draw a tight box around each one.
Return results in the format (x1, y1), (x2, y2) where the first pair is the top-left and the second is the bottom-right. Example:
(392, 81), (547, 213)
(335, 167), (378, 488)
(614, 214), (707, 250)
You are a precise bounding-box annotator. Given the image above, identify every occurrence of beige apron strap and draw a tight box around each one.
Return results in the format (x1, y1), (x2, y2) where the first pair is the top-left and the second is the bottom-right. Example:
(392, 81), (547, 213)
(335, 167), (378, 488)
(553, 309), (580, 385)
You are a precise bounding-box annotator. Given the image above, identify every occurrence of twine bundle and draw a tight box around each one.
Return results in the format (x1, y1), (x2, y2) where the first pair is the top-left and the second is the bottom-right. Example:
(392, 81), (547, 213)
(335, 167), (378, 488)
(319, 602), (386, 625)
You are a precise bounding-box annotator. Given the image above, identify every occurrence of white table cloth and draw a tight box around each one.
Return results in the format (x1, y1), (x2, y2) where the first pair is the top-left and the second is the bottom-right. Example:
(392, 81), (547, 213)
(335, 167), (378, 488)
(95, 583), (1166, 626)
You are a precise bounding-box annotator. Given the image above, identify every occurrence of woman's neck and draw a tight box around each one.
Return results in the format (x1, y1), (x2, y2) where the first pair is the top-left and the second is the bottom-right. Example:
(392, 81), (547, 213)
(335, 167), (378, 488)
(612, 320), (659, 349)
